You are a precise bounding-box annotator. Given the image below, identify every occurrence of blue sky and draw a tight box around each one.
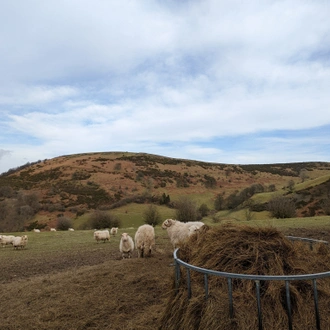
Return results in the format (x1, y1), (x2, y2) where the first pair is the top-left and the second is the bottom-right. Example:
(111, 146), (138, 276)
(1, 0), (330, 174)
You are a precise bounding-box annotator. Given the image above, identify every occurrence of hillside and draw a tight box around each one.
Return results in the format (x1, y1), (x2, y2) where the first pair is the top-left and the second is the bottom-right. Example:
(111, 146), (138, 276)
(1, 152), (330, 230)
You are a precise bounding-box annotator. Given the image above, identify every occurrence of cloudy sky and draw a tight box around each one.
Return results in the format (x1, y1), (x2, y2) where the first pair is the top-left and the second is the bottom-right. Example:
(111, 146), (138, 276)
(1, 0), (329, 174)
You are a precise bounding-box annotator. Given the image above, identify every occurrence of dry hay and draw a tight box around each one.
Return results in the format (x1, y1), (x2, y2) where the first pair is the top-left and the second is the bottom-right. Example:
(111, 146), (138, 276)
(159, 224), (330, 330)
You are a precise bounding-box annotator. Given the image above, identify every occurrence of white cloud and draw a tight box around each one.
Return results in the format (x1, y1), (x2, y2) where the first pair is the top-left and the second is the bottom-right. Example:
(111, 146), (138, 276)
(0, 0), (330, 174)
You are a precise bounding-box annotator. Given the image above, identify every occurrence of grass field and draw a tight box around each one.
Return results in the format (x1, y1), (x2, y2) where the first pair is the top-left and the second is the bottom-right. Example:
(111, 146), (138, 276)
(1, 216), (330, 329)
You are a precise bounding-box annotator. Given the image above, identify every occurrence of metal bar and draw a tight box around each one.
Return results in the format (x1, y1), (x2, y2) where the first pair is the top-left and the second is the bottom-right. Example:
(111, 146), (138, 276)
(175, 260), (180, 294)
(204, 274), (209, 300)
(255, 280), (263, 330)
(285, 281), (293, 330)
(187, 268), (191, 299)
(227, 278), (234, 318)
(313, 279), (321, 330)
(286, 236), (329, 245)
(173, 248), (330, 281)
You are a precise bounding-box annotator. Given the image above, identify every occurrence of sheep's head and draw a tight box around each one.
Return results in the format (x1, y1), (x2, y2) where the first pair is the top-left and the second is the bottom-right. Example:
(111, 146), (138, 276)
(188, 225), (200, 236)
(121, 233), (129, 242)
(161, 219), (175, 229)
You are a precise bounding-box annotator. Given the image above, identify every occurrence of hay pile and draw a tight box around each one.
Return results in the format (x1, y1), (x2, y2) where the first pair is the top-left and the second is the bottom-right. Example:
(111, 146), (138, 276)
(160, 224), (330, 330)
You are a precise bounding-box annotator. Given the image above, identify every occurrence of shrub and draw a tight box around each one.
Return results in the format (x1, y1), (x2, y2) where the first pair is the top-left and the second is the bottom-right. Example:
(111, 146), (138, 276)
(56, 216), (73, 230)
(175, 197), (200, 222)
(88, 210), (121, 229)
(0, 185), (14, 198)
(268, 196), (296, 218)
(214, 194), (225, 211)
(143, 204), (161, 226)
(212, 214), (221, 223)
(198, 203), (209, 217)
(26, 220), (47, 231)
(159, 193), (170, 205)
(322, 200), (330, 215)
(203, 175), (217, 188)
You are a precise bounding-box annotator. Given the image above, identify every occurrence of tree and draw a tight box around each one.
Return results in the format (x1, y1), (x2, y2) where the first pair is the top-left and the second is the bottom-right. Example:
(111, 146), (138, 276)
(299, 169), (309, 183)
(214, 193), (225, 211)
(143, 204), (161, 226)
(160, 193), (170, 205)
(175, 197), (199, 222)
(268, 196), (296, 219)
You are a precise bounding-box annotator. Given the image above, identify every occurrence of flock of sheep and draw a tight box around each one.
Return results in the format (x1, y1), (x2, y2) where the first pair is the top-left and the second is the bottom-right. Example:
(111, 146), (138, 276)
(93, 219), (205, 259)
(0, 219), (205, 257)
(93, 224), (156, 259)
(0, 234), (28, 249)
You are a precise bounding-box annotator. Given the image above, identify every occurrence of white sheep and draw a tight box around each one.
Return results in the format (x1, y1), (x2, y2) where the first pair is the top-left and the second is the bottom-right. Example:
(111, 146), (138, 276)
(94, 230), (110, 243)
(119, 233), (134, 259)
(68, 228), (75, 231)
(12, 235), (28, 249)
(161, 219), (204, 248)
(188, 224), (201, 236)
(0, 235), (15, 247)
(134, 224), (155, 258)
(50, 228), (56, 232)
(33, 228), (40, 233)
(110, 227), (118, 236)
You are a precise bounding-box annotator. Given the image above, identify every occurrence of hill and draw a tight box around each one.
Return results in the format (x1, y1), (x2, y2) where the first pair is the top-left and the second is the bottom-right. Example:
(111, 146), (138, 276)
(1, 152), (330, 231)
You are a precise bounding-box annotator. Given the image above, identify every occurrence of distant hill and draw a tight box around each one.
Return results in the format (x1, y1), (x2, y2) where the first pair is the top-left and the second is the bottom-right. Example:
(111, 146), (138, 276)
(1, 152), (330, 230)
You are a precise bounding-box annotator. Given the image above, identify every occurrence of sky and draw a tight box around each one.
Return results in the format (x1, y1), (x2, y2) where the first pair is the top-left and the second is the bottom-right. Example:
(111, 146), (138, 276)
(1, 0), (330, 174)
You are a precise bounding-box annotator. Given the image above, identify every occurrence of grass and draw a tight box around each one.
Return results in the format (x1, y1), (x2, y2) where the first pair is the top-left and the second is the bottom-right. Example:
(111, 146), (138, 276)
(250, 191), (283, 204)
(73, 204), (176, 229)
(294, 174), (330, 192)
(1, 217), (330, 329)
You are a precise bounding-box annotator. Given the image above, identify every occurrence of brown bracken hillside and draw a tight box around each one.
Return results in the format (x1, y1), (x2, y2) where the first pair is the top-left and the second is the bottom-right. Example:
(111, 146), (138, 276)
(1, 152), (330, 230)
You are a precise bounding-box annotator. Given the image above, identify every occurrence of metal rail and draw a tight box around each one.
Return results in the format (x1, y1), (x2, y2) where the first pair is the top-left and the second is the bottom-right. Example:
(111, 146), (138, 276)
(173, 237), (330, 330)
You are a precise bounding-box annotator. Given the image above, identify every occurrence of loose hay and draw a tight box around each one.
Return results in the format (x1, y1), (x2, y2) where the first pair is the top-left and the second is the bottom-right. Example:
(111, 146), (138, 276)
(159, 224), (330, 330)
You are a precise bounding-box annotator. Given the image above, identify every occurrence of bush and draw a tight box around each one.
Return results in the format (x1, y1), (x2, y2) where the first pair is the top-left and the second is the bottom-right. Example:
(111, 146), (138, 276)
(26, 220), (47, 231)
(159, 193), (170, 205)
(175, 197), (200, 222)
(268, 196), (296, 218)
(198, 203), (209, 217)
(88, 210), (121, 229)
(143, 204), (161, 226)
(214, 194), (225, 211)
(56, 216), (73, 230)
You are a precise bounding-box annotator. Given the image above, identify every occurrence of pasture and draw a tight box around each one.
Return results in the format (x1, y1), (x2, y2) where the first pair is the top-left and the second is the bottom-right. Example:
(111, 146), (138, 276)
(1, 217), (330, 329)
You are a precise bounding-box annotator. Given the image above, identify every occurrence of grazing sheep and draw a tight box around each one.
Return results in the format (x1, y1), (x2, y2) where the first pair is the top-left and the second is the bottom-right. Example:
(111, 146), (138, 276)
(68, 228), (75, 231)
(12, 235), (28, 249)
(119, 233), (134, 259)
(161, 219), (204, 248)
(0, 235), (15, 247)
(50, 228), (56, 232)
(33, 229), (40, 233)
(94, 230), (110, 243)
(134, 224), (155, 258)
(110, 227), (118, 236)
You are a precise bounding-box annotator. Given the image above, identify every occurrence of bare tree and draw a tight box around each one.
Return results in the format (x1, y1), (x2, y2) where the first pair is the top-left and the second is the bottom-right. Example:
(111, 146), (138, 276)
(299, 169), (309, 183)
(175, 197), (199, 222)
(143, 204), (161, 226)
(268, 196), (296, 218)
